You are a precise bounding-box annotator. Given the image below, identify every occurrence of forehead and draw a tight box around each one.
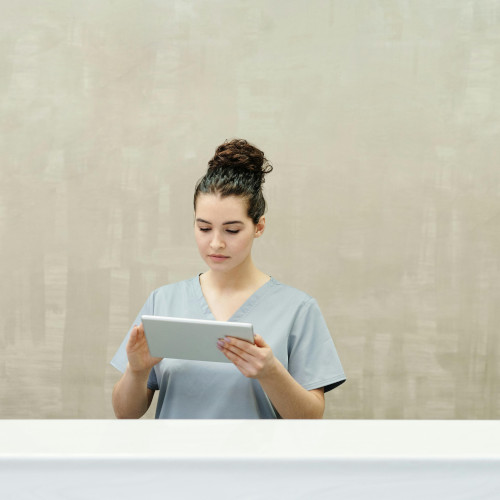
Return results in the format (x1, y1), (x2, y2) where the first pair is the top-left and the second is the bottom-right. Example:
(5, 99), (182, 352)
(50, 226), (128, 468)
(195, 194), (249, 221)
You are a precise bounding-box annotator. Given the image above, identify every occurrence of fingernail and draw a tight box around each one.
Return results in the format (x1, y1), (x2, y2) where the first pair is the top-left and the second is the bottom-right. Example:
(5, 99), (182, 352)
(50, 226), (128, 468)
(217, 340), (224, 348)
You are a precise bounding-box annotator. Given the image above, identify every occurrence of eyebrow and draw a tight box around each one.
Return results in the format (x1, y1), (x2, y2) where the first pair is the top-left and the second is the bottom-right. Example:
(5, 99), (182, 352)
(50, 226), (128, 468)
(196, 218), (244, 225)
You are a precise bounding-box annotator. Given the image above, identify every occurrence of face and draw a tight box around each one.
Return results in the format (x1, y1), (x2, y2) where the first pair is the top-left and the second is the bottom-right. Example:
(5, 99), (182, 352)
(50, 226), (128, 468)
(194, 193), (265, 273)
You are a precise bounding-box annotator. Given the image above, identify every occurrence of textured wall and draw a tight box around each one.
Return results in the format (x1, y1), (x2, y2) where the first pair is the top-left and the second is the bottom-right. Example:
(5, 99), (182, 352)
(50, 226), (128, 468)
(0, 1), (499, 419)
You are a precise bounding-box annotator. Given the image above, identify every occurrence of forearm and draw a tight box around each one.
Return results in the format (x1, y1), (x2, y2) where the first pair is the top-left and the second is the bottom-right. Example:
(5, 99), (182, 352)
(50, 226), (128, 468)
(258, 360), (324, 419)
(112, 364), (152, 419)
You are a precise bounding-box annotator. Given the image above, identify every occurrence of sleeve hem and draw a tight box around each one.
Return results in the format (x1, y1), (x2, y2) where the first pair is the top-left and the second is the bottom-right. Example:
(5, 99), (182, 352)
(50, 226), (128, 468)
(302, 374), (346, 393)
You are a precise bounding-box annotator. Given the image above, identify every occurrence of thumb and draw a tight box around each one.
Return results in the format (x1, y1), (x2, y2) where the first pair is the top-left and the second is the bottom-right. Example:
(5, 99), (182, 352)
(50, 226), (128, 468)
(253, 334), (268, 348)
(129, 325), (138, 342)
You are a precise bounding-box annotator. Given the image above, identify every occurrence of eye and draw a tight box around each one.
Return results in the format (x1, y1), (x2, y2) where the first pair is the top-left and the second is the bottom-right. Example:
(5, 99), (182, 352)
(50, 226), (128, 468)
(226, 229), (240, 234)
(198, 227), (211, 232)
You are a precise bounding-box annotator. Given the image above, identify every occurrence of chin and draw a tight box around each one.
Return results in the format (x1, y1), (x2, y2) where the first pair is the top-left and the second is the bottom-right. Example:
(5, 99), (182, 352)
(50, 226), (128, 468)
(205, 260), (237, 273)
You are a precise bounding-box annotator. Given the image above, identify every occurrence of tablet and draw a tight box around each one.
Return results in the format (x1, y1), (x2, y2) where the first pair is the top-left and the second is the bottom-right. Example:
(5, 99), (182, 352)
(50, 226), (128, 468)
(141, 315), (255, 363)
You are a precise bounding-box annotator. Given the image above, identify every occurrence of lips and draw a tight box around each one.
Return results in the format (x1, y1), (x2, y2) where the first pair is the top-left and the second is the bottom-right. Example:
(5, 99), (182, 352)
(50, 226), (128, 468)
(209, 254), (229, 261)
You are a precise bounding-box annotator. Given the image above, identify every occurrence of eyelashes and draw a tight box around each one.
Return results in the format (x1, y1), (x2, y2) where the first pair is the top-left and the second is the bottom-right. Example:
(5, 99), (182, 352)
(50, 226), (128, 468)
(198, 228), (240, 234)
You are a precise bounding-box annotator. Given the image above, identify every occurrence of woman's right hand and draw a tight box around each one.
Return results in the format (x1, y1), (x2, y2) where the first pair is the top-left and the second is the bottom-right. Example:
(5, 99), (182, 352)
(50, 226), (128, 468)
(126, 324), (163, 373)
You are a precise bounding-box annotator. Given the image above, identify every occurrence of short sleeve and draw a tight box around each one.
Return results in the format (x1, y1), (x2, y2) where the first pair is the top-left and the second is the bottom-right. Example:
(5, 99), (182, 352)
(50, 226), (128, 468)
(287, 298), (346, 393)
(110, 290), (156, 373)
(147, 367), (159, 391)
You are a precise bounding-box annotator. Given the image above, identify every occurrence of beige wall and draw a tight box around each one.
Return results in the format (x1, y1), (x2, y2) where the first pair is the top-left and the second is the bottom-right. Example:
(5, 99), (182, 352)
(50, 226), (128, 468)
(1, 1), (499, 419)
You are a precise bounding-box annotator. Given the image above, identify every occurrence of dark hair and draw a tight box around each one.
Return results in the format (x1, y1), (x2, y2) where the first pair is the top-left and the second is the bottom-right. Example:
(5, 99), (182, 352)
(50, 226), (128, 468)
(194, 139), (273, 224)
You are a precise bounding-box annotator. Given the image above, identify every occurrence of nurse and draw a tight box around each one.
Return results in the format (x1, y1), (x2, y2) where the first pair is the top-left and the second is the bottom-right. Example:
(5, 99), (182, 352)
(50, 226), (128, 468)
(111, 139), (345, 419)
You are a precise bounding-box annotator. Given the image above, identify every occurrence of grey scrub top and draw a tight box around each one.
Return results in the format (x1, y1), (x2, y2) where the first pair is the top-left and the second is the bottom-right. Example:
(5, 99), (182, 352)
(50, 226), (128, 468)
(111, 276), (346, 419)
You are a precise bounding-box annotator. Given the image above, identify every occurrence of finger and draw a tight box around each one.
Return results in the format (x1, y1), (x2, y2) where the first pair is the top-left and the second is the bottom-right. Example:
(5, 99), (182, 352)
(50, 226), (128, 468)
(224, 336), (257, 352)
(218, 345), (254, 374)
(132, 324), (145, 342)
(217, 338), (248, 361)
(253, 334), (268, 348)
(221, 337), (257, 361)
(127, 325), (139, 344)
(127, 324), (147, 352)
(217, 342), (237, 361)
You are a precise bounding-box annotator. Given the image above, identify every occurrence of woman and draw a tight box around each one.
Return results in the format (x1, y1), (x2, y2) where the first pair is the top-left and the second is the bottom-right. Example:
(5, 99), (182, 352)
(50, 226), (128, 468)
(111, 139), (345, 419)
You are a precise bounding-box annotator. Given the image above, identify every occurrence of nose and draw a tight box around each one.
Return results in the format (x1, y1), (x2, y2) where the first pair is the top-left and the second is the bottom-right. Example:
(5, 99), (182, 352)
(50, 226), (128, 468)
(209, 231), (225, 250)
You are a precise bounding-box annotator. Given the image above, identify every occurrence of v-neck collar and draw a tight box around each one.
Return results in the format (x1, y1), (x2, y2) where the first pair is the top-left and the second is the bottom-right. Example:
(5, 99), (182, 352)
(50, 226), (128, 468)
(192, 274), (275, 322)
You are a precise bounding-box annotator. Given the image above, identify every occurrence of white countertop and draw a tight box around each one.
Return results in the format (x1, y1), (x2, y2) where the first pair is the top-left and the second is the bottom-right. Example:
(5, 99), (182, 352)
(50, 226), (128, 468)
(2, 420), (499, 500)
(1, 419), (499, 460)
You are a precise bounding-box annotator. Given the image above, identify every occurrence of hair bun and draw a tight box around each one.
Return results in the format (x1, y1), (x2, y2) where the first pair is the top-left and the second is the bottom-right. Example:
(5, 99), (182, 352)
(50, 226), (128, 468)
(208, 139), (273, 183)
(195, 138), (273, 223)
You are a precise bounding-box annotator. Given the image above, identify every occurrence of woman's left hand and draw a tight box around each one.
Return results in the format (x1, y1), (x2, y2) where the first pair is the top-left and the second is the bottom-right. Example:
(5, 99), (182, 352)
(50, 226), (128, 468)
(217, 334), (277, 380)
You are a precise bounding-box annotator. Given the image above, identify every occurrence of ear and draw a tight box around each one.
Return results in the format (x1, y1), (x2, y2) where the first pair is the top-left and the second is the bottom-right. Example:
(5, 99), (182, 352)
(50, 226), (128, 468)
(254, 216), (265, 238)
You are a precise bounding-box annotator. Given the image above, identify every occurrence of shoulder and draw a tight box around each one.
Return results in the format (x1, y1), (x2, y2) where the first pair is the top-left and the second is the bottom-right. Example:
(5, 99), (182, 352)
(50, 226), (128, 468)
(268, 277), (316, 309)
(148, 276), (199, 304)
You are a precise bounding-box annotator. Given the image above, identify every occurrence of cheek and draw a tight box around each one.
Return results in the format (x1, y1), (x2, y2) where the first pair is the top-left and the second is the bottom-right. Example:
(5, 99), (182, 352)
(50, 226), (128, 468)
(194, 230), (205, 248)
(233, 234), (254, 253)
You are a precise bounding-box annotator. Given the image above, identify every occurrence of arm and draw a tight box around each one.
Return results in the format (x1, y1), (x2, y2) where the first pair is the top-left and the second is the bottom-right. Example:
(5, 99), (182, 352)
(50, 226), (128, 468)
(112, 324), (161, 419)
(217, 334), (325, 419)
(112, 367), (155, 419)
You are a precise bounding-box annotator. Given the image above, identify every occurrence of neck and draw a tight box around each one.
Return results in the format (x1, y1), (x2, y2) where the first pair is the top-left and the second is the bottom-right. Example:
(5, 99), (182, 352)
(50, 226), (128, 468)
(203, 258), (267, 292)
